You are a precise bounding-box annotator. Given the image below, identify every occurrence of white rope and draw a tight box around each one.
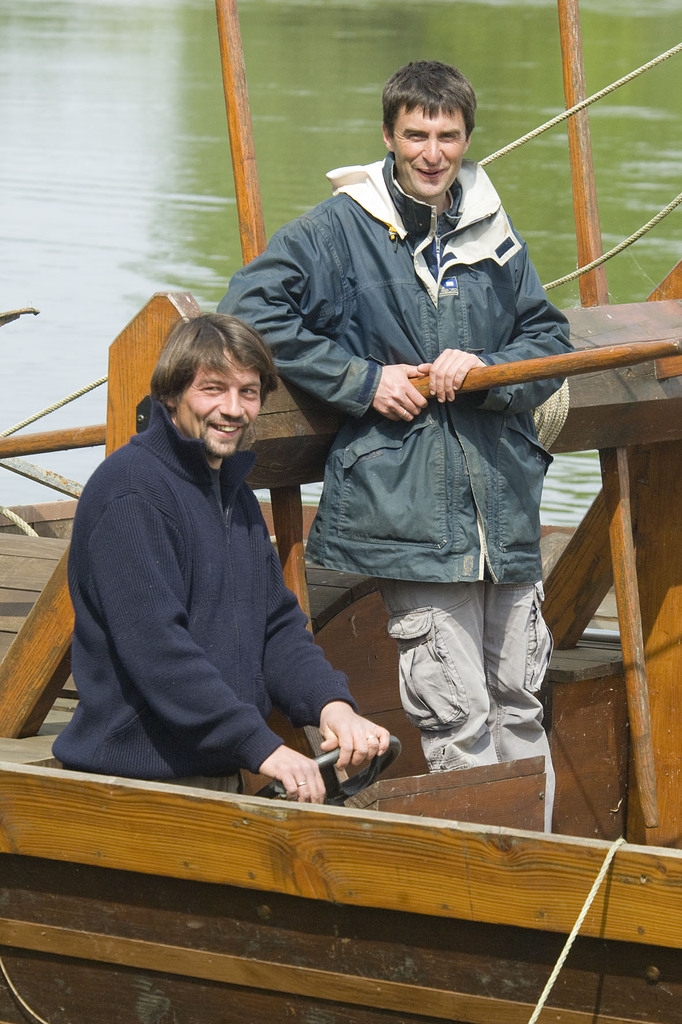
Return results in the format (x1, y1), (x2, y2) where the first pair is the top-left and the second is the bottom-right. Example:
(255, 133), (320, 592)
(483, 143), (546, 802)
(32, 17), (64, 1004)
(0, 377), (105, 500)
(544, 191), (682, 291)
(0, 954), (55, 1024)
(0, 376), (107, 438)
(533, 380), (570, 451)
(481, 42), (682, 167)
(526, 836), (626, 1024)
(0, 506), (39, 536)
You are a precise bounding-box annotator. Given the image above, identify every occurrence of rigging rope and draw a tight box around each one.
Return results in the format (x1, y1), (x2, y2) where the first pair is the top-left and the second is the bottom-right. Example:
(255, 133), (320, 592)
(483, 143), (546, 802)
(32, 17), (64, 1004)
(526, 836), (626, 1024)
(481, 41), (682, 166)
(0, 377), (107, 439)
(0, 506), (39, 537)
(544, 190), (682, 291)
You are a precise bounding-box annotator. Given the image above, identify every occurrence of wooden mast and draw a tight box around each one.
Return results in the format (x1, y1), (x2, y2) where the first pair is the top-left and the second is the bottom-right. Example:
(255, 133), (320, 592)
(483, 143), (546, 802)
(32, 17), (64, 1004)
(557, 0), (608, 306)
(215, 0), (311, 619)
(215, 0), (315, 758)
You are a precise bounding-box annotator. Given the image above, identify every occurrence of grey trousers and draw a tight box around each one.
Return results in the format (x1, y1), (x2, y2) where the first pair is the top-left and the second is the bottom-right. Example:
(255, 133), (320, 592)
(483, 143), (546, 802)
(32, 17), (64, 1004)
(379, 578), (555, 832)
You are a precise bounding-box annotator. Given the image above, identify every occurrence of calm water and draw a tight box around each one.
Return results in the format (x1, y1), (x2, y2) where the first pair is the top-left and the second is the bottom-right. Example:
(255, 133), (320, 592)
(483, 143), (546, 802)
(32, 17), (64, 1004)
(1, 0), (681, 522)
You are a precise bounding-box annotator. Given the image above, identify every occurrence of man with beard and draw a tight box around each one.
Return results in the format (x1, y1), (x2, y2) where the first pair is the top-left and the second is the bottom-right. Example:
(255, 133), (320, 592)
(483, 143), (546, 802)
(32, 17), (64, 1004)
(53, 313), (389, 800)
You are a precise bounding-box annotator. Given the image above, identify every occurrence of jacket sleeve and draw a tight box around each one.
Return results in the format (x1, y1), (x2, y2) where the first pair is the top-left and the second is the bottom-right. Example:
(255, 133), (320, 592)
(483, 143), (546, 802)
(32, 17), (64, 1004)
(219, 218), (381, 417)
(476, 234), (573, 416)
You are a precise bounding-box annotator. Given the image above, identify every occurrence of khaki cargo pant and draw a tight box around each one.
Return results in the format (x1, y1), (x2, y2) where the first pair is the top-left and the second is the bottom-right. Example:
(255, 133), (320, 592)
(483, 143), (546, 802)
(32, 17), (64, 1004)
(379, 578), (555, 832)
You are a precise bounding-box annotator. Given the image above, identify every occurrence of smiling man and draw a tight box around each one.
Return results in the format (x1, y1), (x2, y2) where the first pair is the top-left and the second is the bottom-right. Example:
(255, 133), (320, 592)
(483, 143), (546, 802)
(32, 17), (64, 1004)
(220, 62), (572, 831)
(54, 313), (389, 800)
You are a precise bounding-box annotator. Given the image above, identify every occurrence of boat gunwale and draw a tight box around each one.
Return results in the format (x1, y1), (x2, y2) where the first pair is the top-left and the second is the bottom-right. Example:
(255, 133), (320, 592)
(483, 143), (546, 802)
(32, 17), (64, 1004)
(1, 758), (681, 952)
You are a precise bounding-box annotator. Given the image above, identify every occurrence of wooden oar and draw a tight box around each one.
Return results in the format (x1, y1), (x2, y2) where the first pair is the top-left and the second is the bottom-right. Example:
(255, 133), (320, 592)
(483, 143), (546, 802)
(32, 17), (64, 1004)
(410, 338), (682, 397)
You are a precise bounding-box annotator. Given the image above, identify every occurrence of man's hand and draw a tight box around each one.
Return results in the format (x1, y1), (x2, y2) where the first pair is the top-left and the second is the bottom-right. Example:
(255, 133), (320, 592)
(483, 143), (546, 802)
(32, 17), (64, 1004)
(371, 364), (428, 422)
(318, 701), (391, 769)
(258, 745), (327, 803)
(418, 349), (485, 403)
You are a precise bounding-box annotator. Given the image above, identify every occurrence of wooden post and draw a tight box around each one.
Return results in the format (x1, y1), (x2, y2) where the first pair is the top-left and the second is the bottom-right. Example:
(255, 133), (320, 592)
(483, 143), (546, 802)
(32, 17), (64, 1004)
(106, 293), (201, 455)
(600, 447), (658, 831)
(626, 441), (682, 846)
(557, 0), (609, 306)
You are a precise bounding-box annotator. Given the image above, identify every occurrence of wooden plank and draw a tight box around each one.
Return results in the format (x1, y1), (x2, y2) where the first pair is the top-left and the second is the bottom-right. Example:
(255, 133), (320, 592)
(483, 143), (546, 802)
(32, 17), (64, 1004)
(546, 645), (622, 684)
(542, 490), (613, 648)
(106, 292), (201, 455)
(0, 551), (73, 738)
(648, 258), (682, 301)
(0, 535), (69, 560)
(0, 588), (40, 615)
(0, 734), (57, 764)
(2, 845), (679, 1024)
(655, 353), (682, 380)
(550, 672), (628, 840)
(2, 761), (682, 949)
(307, 567), (378, 631)
(0, 554), (65, 592)
(552, 301), (682, 453)
(0, 916), (656, 1024)
(0, 424), (105, 460)
(628, 441), (682, 847)
(600, 448), (658, 831)
(314, 591), (399, 718)
(0, 498), (76, 539)
(348, 758), (546, 831)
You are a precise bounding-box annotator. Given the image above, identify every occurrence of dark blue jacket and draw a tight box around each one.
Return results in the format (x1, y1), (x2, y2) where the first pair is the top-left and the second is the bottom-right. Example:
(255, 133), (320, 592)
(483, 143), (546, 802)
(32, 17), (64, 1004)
(53, 401), (352, 779)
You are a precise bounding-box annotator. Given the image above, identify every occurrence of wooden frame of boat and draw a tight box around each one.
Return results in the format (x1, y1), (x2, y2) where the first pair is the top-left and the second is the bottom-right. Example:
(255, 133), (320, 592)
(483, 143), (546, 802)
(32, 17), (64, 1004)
(1, 0), (682, 1020)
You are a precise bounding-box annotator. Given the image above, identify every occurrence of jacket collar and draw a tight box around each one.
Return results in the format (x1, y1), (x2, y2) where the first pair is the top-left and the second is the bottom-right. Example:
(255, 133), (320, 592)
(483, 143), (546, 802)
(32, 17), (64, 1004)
(327, 157), (501, 240)
(381, 154), (462, 238)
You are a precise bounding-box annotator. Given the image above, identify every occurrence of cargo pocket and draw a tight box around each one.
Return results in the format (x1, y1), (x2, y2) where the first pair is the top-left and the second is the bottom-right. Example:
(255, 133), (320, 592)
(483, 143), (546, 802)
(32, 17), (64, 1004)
(525, 582), (553, 693)
(387, 608), (469, 729)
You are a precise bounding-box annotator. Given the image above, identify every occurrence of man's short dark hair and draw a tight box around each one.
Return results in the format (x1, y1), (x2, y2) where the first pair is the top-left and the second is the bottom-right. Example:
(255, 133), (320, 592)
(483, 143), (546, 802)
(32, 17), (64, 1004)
(382, 61), (477, 139)
(151, 312), (278, 407)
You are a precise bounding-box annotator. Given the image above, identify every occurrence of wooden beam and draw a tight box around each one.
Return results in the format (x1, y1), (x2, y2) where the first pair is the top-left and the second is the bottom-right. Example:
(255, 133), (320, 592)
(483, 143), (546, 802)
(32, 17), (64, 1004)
(106, 292), (201, 456)
(2, 762), (682, 948)
(627, 441), (682, 847)
(600, 448), (658, 830)
(0, 916), (650, 1024)
(648, 258), (682, 302)
(542, 490), (612, 649)
(0, 424), (105, 459)
(0, 551), (72, 738)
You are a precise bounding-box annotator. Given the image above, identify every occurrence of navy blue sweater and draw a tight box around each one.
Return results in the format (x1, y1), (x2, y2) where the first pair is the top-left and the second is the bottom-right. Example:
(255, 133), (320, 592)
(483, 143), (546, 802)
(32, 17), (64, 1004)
(53, 401), (353, 779)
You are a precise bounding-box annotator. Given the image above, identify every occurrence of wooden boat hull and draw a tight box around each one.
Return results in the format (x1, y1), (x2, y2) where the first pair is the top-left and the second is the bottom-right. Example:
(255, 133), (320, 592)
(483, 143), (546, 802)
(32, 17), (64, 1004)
(1, 762), (682, 1023)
